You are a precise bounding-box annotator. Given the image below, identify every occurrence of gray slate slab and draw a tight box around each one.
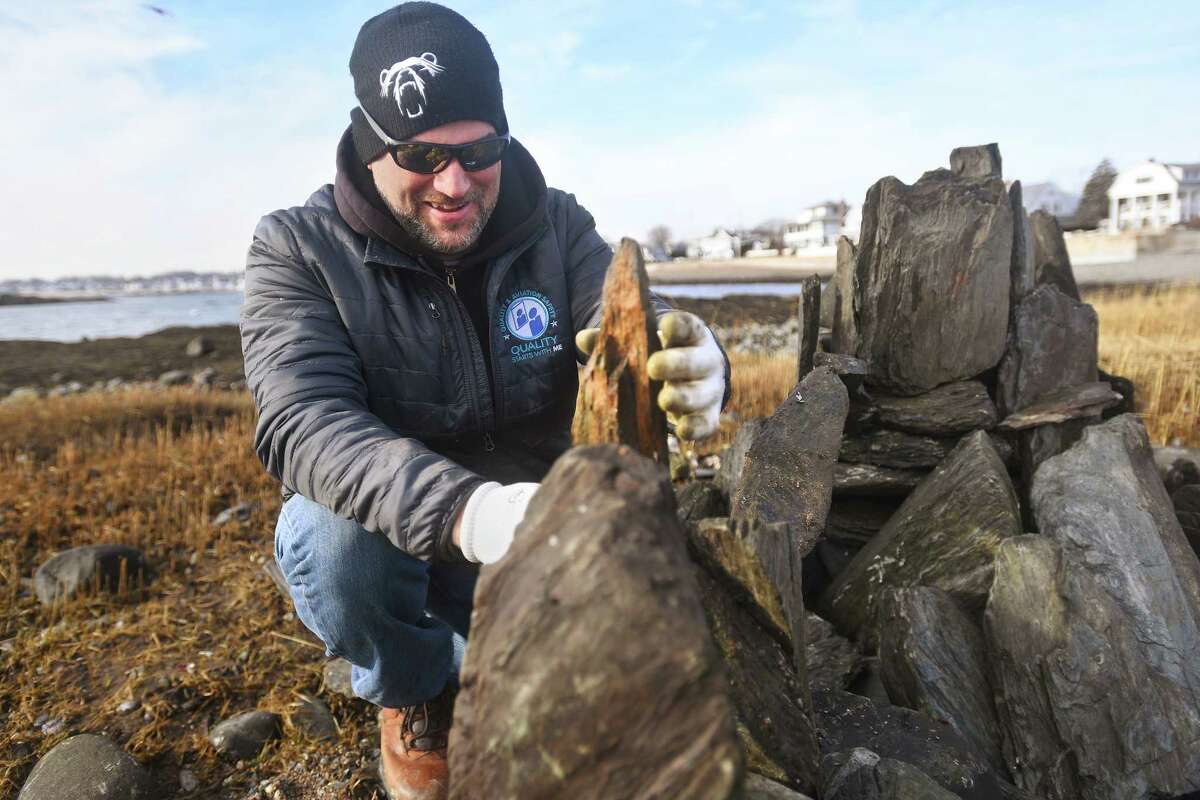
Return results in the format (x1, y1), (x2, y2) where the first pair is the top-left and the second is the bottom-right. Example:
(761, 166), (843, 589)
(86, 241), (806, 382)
(868, 381), (998, 437)
(877, 587), (1006, 775)
(996, 283), (1098, 417)
(822, 432), (1021, 647)
(833, 164), (1012, 396)
(450, 445), (743, 800)
(1029, 210), (1080, 300)
(732, 367), (849, 558)
(985, 415), (1200, 800)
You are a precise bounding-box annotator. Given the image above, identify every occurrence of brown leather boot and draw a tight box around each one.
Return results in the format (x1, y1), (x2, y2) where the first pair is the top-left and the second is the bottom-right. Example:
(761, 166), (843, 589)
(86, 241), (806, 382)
(378, 684), (455, 800)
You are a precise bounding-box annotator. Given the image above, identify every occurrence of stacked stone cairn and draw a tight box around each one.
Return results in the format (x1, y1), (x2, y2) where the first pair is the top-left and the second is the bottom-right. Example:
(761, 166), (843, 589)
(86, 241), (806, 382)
(447, 147), (1200, 800)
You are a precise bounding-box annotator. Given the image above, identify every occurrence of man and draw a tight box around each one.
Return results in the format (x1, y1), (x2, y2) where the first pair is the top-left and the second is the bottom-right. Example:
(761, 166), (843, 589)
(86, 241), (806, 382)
(240, 3), (729, 798)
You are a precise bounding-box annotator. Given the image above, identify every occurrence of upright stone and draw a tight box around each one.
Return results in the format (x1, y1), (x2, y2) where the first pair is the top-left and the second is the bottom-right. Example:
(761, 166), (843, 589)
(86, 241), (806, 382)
(573, 238), (668, 463)
(1008, 181), (1035, 307)
(831, 236), (859, 355)
(688, 520), (821, 793)
(838, 156), (1013, 395)
(450, 445), (742, 800)
(798, 275), (821, 379)
(820, 272), (838, 329)
(822, 432), (1021, 646)
(1029, 210), (1080, 301)
(877, 587), (1006, 776)
(949, 142), (1002, 179)
(717, 418), (765, 497)
(996, 284), (1098, 416)
(985, 415), (1200, 800)
(732, 366), (849, 558)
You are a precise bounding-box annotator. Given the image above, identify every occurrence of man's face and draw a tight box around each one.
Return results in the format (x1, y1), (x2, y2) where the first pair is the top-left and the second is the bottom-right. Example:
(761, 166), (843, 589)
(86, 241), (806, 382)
(368, 119), (502, 257)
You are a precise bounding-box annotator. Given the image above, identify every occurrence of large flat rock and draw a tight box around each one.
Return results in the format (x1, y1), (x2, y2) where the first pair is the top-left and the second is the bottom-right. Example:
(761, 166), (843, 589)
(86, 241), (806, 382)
(450, 445), (742, 800)
(833, 162), (1012, 395)
(985, 415), (1200, 800)
(822, 432), (1021, 647)
(868, 381), (998, 437)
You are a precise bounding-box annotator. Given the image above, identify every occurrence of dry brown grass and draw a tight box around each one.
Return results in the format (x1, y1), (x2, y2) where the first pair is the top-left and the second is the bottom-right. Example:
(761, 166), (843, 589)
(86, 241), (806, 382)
(1085, 282), (1200, 447)
(0, 389), (386, 798)
(0, 284), (1195, 798)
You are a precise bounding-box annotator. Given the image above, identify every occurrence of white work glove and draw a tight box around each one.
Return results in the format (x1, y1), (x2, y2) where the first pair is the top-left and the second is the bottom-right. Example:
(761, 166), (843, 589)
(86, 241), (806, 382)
(458, 481), (539, 564)
(575, 310), (725, 441)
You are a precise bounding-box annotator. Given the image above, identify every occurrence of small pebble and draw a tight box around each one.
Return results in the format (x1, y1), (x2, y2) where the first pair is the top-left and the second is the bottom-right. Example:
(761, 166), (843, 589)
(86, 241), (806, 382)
(180, 768), (199, 791)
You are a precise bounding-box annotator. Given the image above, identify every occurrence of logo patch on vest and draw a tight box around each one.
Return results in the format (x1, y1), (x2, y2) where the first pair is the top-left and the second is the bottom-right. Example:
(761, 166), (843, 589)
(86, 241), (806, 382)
(499, 290), (561, 364)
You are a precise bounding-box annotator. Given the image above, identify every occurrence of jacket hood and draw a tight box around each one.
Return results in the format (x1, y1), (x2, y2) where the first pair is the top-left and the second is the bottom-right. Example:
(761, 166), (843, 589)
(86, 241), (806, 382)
(334, 126), (548, 270)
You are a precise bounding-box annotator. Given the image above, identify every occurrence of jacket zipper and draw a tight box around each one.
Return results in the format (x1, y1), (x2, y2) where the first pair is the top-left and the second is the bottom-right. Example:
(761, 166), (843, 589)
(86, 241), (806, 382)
(419, 258), (491, 448)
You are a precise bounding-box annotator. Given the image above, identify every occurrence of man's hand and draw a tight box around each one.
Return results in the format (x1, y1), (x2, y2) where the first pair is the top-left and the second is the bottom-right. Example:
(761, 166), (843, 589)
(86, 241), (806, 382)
(453, 482), (539, 563)
(647, 311), (724, 440)
(576, 311), (725, 441)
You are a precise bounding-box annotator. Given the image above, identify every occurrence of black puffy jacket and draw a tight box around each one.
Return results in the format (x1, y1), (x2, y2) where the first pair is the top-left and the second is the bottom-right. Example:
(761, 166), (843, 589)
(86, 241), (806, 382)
(241, 138), (670, 562)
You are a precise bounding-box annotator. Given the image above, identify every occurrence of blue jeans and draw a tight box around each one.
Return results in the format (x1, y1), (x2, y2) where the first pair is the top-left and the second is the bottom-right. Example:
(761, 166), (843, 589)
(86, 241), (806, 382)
(274, 494), (476, 708)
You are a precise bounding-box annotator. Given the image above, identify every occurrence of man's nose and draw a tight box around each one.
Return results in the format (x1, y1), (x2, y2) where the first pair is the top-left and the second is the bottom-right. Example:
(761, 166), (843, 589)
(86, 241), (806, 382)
(433, 159), (471, 198)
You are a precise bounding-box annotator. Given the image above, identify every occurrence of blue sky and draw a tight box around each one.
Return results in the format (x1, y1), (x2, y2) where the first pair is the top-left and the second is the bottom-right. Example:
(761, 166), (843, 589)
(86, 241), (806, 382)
(1, 0), (1197, 279)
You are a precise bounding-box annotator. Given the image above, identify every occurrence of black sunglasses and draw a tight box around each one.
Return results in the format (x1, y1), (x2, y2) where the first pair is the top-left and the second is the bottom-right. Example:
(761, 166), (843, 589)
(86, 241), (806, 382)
(358, 103), (510, 174)
(387, 133), (510, 174)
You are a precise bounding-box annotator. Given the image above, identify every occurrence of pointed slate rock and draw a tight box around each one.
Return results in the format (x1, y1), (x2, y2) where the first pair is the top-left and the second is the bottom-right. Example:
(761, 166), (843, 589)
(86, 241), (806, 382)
(732, 366), (849, 558)
(450, 445), (742, 800)
(996, 284), (1098, 417)
(822, 432), (1021, 647)
(1029, 210), (1080, 300)
(832, 236), (859, 355)
(798, 275), (822, 379)
(877, 587), (1006, 775)
(573, 238), (668, 462)
(1008, 182), (1035, 307)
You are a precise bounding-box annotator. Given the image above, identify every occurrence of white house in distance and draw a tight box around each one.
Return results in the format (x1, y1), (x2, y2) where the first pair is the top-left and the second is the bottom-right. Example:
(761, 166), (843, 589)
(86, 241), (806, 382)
(693, 229), (742, 260)
(1107, 160), (1200, 232)
(783, 201), (849, 252)
(1020, 182), (1079, 218)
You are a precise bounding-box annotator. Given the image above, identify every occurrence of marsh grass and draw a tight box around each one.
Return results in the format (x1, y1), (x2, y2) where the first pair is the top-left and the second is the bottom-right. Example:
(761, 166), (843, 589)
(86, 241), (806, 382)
(0, 284), (1196, 797)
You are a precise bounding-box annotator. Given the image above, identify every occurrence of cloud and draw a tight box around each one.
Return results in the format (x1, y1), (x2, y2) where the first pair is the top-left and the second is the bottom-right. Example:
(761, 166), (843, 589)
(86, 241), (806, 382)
(0, 0), (344, 279)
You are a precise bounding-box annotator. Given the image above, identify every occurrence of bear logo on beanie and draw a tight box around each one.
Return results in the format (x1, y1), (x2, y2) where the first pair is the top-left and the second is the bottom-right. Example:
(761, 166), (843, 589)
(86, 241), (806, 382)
(379, 52), (444, 120)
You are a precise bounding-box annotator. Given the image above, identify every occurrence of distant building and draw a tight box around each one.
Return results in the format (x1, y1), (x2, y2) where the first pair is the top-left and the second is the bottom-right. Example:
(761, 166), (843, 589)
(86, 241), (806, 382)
(695, 229), (741, 260)
(1021, 182), (1080, 218)
(1107, 160), (1200, 232)
(783, 201), (849, 251)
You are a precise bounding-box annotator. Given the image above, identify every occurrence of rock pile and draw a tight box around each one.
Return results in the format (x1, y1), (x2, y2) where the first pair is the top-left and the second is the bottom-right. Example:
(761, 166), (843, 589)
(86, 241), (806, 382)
(408, 144), (1200, 800)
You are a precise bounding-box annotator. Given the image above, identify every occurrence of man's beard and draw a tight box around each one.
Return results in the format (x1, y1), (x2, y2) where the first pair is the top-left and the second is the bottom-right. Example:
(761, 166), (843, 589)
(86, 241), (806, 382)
(384, 188), (498, 256)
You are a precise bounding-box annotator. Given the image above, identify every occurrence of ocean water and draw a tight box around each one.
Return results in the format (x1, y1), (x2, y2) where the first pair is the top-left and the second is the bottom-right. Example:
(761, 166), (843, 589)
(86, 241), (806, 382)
(0, 282), (806, 342)
(0, 292), (245, 342)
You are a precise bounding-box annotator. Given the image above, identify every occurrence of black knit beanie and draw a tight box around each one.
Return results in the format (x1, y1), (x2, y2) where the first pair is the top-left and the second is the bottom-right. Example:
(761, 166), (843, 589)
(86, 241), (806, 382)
(349, 2), (508, 165)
